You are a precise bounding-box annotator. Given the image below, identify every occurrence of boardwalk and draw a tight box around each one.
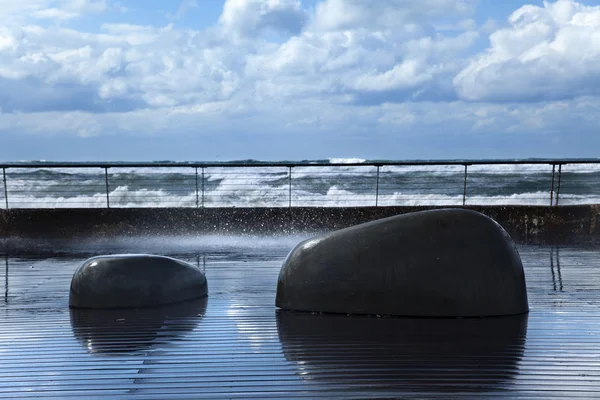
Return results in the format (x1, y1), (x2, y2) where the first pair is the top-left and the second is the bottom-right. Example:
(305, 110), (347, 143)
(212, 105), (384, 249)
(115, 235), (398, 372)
(1, 237), (599, 398)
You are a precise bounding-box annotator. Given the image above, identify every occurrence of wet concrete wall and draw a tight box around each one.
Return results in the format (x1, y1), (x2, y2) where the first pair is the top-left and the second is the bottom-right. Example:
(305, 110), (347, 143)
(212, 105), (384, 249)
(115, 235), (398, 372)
(1, 205), (599, 244)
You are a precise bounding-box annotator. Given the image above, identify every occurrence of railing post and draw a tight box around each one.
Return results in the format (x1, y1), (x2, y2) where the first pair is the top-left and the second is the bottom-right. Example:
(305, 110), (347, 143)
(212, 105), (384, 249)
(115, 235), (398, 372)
(104, 167), (110, 209)
(555, 164), (562, 207)
(2, 168), (8, 209)
(195, 254), (206, 273)
(288, 167), (292, 208)
(196, 254), (206, 272)
(550, 164), (556, 207)
(375, 165), (380, 207)
(195, 167), (199, 208)
(201, 167), (205, 208)
(462, 164), (468, 206)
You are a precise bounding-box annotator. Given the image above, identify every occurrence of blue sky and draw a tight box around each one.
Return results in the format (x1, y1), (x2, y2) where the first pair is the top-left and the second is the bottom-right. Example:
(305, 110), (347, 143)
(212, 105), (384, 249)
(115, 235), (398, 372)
(1, 0), (600, 161)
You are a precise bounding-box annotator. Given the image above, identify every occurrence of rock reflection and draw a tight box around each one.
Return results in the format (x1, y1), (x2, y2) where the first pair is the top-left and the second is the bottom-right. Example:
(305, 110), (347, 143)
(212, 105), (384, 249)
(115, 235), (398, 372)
(70, 298), (207, 355)
(277, 311), (528, 393)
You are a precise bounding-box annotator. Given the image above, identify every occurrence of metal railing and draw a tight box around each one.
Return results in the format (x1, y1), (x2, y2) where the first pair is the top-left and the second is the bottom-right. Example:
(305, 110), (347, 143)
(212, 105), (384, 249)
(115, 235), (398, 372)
(0, 159), (599, 209)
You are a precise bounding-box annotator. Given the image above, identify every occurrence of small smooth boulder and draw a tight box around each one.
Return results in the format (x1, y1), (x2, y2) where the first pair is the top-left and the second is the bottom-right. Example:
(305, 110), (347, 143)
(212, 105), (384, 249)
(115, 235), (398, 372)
(69, 254), (208, 309)
(276, 208), (528, 317)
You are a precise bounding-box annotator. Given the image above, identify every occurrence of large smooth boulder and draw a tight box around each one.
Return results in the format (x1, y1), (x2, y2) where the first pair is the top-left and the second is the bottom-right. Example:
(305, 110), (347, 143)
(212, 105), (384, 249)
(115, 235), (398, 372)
(69, 254), (208, 309)
(276, 208), (528, 317)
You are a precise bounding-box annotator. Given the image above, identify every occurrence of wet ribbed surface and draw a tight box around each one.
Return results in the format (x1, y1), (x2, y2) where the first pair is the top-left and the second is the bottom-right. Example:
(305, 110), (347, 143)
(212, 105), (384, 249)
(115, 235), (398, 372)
(1, 238), (600, 399)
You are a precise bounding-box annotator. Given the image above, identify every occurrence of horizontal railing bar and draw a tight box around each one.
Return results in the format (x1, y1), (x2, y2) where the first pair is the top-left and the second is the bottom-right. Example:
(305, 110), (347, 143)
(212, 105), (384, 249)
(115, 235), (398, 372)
(1, 159), (599, 169)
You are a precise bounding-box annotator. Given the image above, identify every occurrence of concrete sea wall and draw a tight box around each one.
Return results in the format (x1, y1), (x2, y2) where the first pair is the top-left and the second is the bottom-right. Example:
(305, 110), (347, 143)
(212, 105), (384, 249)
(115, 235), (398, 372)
(1, 205), (599, 244)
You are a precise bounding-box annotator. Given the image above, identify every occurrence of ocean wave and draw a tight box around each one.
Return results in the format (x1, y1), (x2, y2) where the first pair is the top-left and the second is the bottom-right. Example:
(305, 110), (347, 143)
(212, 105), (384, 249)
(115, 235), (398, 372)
(2, 185), (597, 209)
(328, 158), (366, 164)
(2, 162), (599, 209)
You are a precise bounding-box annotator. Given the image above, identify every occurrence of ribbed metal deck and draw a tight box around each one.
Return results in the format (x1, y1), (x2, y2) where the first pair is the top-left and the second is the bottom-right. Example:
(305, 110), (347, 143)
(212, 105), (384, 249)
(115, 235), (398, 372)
(1, 240), (600, 399)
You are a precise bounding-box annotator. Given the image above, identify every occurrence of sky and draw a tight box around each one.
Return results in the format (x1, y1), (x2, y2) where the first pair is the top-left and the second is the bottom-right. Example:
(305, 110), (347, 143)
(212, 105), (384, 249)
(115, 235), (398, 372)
(1, 0), (600, 161)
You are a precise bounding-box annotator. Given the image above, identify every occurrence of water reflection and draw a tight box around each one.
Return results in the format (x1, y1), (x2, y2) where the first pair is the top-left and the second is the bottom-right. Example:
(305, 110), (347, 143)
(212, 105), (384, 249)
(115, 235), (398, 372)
(70, 298), (207, 355)
(277, 311), (528, 393)
(550, 245), (564, 292)
(4, 255), (7, 303)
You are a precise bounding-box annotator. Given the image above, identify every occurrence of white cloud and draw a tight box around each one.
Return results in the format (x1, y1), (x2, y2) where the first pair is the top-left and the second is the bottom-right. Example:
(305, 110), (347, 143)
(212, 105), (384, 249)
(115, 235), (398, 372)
(455, 0), (600, 102)
(0, 0), (108, 23)
(0, 0), (481, 114)
(219, 0), (307, 37)
(0, 0), (596, 159)
(350, 59), (437, 91)
(0, 23), (246, 111)
(243, 0), (479, 101)
(31, 8), (80, 20)
(312, 0), (476, 31)
(2, 96), (599, 150)
(172, 0), (198, 20)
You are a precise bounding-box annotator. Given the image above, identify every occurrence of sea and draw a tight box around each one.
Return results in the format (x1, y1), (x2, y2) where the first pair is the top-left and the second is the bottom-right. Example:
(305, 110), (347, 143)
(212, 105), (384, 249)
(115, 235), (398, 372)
(1, 158), (600, 209)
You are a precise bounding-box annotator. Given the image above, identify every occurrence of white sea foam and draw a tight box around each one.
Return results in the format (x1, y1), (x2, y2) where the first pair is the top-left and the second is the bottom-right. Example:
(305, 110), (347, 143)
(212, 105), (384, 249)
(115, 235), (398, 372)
(468, 163), (600, 174)
(205, 167), (288, 183)
(7, 167), (106, 175)
(328, 158), (366, 164)
(291, 165), (375, 179)
(382, 165), (464, 175)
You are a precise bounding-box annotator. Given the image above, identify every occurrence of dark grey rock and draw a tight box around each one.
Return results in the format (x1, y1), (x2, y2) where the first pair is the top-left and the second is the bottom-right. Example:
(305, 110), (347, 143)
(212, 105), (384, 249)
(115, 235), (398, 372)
(276, 208), (528, 317)
(69, 254), (208, 309)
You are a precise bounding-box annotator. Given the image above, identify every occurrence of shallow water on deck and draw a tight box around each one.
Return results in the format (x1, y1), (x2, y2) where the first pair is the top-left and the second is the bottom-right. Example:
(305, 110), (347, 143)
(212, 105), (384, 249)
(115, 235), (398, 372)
(1, 237), (600, 399)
